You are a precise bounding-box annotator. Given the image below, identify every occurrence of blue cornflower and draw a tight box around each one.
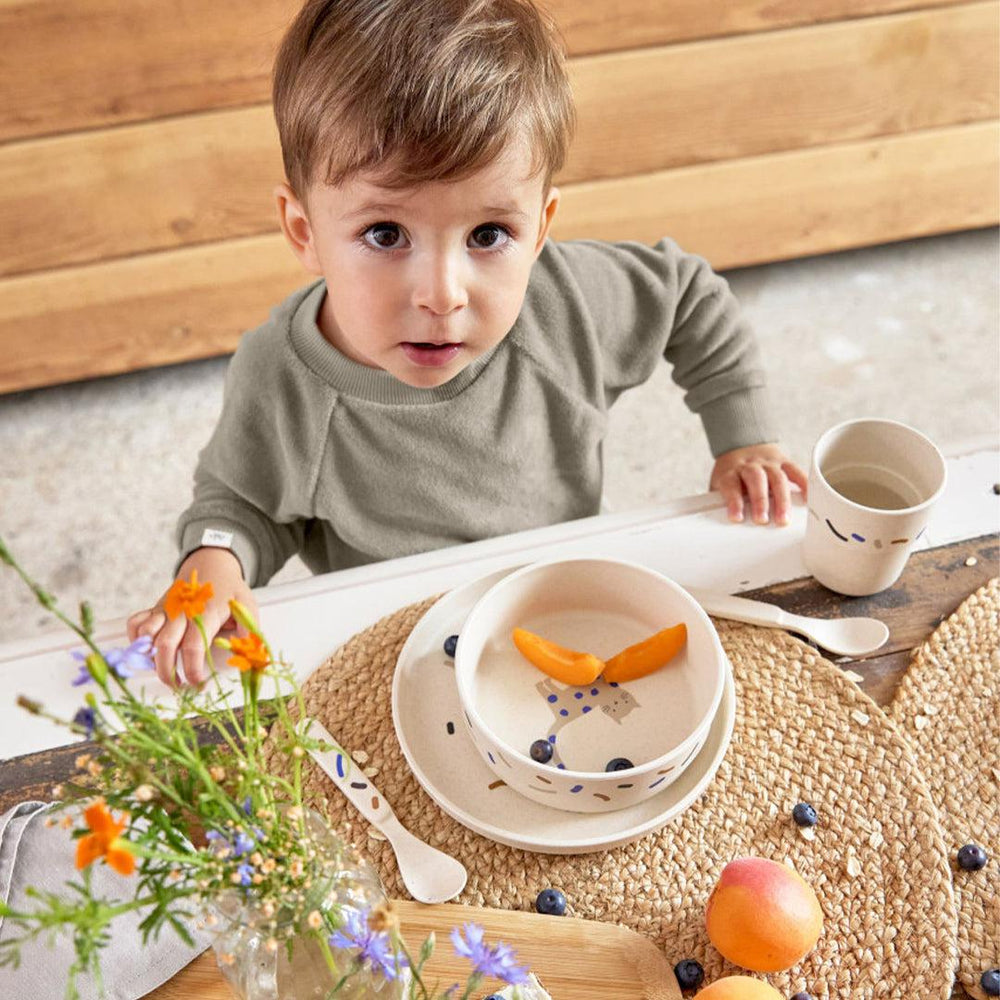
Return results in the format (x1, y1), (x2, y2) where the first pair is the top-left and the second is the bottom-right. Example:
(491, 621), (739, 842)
(329, 907), (408, 981)
(71, 637), (155, 686)
(451, 923), (528, 984)
(71, 706), (98, 739)
(206, 828), (259, 858)
(242, 796), (253, 816)
(236, 862), (254, 887)
(232, 831), (255, 856)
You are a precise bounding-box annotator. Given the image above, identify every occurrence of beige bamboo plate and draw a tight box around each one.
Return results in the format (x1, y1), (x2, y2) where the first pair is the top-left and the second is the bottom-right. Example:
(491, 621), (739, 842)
(148, 900), (681, 999)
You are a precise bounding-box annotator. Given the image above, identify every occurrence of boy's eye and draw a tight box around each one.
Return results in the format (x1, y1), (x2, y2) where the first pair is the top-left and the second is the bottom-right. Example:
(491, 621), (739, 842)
(469, 224), (510, 250)
(364, 223), (405, 250)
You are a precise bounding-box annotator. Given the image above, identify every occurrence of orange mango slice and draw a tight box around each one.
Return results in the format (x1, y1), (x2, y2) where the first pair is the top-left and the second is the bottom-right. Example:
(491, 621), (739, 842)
(603, 623), (687, 683)
(511, 627), (605, 686)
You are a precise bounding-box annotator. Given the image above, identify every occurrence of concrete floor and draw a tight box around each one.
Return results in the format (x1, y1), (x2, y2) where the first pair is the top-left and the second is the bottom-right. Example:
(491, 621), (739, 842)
(0, 228), (997, 645)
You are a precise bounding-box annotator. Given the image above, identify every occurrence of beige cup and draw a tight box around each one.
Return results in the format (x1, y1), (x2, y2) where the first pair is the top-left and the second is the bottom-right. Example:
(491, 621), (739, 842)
(802, 418), (947, 596)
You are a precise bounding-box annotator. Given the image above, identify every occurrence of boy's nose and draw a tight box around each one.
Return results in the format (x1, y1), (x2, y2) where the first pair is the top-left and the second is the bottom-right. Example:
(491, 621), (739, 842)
(411, 256), (469, 315)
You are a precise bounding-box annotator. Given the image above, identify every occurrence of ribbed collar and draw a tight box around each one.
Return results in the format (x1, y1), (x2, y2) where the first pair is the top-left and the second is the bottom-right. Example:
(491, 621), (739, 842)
(287, 280), (504, 404)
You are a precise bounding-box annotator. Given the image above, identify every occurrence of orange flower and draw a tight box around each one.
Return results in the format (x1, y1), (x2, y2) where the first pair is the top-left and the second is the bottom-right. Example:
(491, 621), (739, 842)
(75, 800), (135, 876)
(227, 633), (270, 674)
(164, 570), (213, 620)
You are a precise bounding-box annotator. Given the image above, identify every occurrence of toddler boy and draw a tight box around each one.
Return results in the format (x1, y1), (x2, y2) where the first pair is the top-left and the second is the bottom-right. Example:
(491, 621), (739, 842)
(128, 0), (807, 686)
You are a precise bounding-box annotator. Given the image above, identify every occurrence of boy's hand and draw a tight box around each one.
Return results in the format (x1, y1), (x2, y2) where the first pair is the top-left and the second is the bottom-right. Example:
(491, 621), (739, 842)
(126, 547), (257, 688)
(709, 443), (808, 527)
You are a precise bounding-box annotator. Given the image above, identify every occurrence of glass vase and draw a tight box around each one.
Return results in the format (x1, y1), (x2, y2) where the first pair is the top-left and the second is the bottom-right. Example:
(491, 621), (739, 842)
(205, 809), (406, 1000)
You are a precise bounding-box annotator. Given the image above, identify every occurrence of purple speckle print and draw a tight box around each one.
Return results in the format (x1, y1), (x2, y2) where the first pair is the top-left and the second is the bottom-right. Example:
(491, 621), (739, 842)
(570, 784), (583, 793)
(547, 694), (558, 703)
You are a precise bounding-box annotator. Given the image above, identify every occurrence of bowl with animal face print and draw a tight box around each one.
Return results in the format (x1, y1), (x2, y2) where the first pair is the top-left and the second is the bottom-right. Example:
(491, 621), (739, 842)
(453, 557), (727, 814)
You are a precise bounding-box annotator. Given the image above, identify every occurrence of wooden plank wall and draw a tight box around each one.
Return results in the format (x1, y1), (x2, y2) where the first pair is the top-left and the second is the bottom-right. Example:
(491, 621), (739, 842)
(0, 0), (997, 394)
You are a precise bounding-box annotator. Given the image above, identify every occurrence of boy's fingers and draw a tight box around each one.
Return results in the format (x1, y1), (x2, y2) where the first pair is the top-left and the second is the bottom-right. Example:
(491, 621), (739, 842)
(128, 608), (165, 642)
(178, 626), (209, 687)
(153, 615), (187, 688)
(766, 464), (792, 526)
(182, 602), (240, 685)
(714, 470), (744, 522)
(739, 465), (770, 524)
(725, 482), (745, 522)
(783, 461), (809, 496)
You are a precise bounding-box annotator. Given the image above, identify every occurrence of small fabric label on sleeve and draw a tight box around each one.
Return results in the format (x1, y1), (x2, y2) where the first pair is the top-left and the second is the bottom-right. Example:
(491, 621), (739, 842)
(201, 528), (234, 548)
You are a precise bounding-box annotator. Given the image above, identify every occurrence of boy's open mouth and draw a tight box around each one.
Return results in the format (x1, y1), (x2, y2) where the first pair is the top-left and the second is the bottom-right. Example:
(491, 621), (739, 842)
(400, 342), (463, 368)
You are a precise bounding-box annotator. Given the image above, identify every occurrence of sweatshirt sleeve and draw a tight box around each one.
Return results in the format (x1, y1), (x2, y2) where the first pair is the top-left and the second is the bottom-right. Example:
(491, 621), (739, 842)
(548, 237), (779, 457)
(174, 326), (325, 587)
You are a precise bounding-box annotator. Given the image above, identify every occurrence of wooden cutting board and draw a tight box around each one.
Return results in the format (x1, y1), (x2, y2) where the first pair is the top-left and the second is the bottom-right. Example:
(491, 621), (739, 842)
(148, 900), (681, 999)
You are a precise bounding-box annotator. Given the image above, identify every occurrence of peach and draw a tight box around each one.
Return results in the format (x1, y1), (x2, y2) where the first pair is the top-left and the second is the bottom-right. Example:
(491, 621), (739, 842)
(695, 977), (784, 999)
(705, 856), (823, 972)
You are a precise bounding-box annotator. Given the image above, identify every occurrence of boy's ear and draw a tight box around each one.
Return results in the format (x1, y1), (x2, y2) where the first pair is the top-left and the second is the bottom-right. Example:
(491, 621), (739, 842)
(534, 186), (560, 256)
(274, 182), (323, 274)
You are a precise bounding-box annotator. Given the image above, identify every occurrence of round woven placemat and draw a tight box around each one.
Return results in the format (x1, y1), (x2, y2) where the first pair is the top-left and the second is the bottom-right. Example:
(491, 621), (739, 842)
(293, 597), (958, 998)
(889, 578), (999, 1000)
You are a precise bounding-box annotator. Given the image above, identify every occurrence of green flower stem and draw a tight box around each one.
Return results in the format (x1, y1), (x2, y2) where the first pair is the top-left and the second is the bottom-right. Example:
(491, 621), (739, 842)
(93, 720), (245, 828)
(397, 940), (429, 1000)
(317, 933), (344, 980)
(187, 703), (246, 760)
(458, 971), (485, 1000)
(193, 614), (246, 745)
(0, 541), (146, 714)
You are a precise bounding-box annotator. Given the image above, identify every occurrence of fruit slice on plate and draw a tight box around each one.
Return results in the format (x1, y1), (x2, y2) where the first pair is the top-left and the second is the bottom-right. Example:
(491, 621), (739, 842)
(603, 623), (687, 683)
(511, 628), (604, 686)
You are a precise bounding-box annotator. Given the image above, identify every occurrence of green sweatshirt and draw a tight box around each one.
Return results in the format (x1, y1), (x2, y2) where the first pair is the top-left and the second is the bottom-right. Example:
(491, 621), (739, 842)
(177, 237), (776, 586)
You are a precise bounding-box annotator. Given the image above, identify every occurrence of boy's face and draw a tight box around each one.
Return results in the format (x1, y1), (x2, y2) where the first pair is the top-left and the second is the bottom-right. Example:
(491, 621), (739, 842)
(275, 144), (560, 388)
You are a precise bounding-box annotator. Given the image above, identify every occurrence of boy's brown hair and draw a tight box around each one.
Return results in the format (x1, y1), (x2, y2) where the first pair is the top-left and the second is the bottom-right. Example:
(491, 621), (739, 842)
(273, 0), (576, 197)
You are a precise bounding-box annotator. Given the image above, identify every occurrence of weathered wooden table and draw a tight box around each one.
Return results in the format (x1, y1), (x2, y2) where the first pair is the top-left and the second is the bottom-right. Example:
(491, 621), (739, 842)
(2, 533), (995, 998)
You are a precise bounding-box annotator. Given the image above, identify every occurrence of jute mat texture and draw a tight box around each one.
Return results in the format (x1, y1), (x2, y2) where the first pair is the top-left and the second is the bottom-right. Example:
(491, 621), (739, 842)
(292, 595), (961, 999)
(890, 578), (999, 1000)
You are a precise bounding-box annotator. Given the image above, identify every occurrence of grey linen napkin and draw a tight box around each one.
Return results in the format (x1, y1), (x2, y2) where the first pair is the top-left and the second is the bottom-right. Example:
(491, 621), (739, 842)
(0, 801), (211, 999)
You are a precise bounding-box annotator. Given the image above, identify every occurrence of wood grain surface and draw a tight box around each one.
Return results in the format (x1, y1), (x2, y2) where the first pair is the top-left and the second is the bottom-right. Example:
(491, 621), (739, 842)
(3, 4), (996, 277)
(146, 900), (682, 1000)
(0, 0), (971, 142)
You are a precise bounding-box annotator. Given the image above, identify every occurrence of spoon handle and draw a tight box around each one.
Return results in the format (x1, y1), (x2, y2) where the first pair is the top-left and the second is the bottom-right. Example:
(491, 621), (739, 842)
(684, 588), (790, 630)
(304, 718), (395, 828)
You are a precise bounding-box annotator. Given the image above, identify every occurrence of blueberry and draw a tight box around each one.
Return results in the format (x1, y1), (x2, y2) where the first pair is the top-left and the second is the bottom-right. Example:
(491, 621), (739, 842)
(791, 993), (814, 1000)
(673, 959), (704, 990)
(535, 888), (566, 916)
(957, 843), (988, 870)
(483, 995), (504, 1000)
(443, 634), (459, 657)
(982, 969), (1000, 997)
(530, 739), (554, 764)
(605, 757), (634, 772)
(792, 802), (818, 827)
